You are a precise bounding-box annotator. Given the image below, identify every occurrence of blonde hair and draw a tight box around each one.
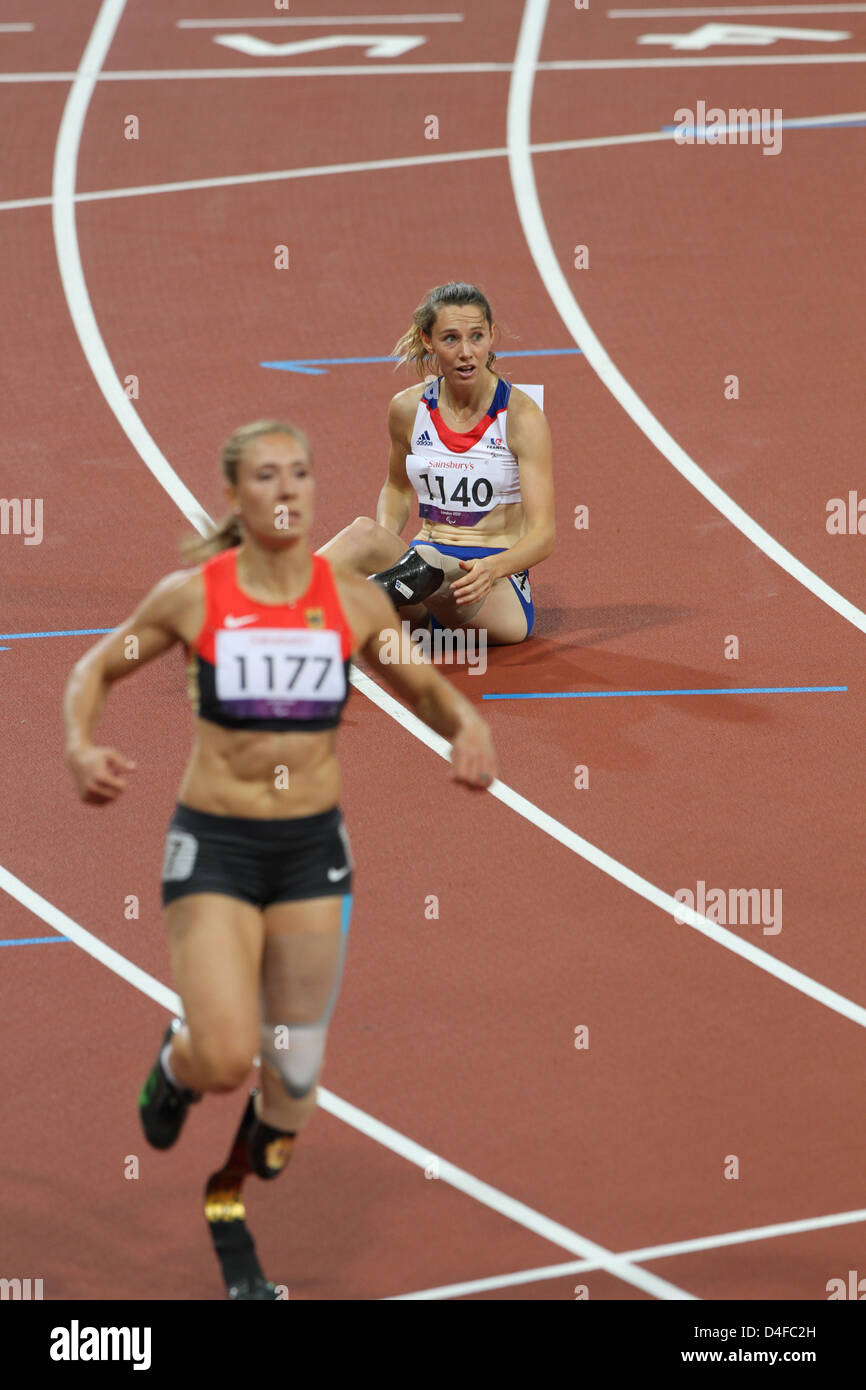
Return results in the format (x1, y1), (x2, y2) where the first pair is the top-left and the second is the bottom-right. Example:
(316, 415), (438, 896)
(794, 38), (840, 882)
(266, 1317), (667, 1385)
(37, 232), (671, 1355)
(392, 282), (496, 377)
(181, 419), (311, 562)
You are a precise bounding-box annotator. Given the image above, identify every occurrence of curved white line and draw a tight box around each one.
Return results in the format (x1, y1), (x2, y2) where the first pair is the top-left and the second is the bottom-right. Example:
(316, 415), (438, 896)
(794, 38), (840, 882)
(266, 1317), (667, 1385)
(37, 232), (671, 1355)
(508, 0), (866, 636)
(51, 0), (211, 536)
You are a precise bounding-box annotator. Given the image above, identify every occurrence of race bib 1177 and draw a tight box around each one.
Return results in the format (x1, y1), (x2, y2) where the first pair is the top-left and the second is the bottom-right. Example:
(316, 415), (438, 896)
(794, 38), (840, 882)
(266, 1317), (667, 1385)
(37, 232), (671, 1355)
(215, 626), (346, 718)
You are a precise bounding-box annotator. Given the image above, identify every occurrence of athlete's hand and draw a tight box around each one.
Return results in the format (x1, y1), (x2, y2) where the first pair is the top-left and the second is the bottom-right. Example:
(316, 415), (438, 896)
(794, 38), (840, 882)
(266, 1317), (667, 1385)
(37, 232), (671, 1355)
(67, 745), (137, 804)
(450, 718), (497, 789)
(450, 557), (498, 607)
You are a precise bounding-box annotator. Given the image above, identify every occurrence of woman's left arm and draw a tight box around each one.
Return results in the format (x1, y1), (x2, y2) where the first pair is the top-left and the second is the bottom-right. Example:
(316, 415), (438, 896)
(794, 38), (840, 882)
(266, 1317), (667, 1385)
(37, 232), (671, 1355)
(450, 395), (555, 605)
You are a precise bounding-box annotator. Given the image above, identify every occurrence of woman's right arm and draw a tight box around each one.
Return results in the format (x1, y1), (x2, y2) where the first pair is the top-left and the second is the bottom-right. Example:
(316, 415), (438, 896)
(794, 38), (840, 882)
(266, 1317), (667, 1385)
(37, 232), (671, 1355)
(375, 392), (417, 536)
(64, 569), (196, 804)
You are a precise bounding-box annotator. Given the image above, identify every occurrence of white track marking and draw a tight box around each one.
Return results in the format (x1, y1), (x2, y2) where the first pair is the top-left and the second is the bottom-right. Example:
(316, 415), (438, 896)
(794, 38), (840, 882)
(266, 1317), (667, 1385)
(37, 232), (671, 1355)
(6, 51), (866, 82)
(390, 1205), (866, 1299)
(6, 108), (864, 213)
(0, 22), (33, 30)
(0, 854), (858, 1301)
(89, 51), (866, 68)
(638, 23), (851, 46)
(51, 0), (210, 533)
(178, 13), (464, 26)
(318, 1091), (693, 1297)
(611, 6), (866, 15)
(509, 0), (866, 637)
(0, 73), (79, 82)
(212, 35), (427, 59)
(0, 863), (179, 1012)
(0, 859), (693, 1301)
(50, 4), (866, 1032)
(351, 670), (866, 1029)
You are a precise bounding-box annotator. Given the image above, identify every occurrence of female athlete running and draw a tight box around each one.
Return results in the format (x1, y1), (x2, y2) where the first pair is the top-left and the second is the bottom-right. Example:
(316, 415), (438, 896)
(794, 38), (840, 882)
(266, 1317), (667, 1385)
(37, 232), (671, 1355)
(63, 419), (496, 1297)
(318, 281), (555, 644)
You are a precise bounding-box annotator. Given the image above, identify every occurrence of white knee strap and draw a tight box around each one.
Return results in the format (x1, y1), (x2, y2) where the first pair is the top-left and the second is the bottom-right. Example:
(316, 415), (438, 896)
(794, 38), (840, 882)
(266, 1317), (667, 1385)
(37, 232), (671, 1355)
(259, 1021), (328, 1099)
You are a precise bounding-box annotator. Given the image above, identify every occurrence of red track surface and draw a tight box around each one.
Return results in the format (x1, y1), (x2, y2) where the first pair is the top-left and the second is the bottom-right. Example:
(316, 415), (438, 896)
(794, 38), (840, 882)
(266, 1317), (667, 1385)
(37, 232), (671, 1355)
(2, 1), (865, 1301)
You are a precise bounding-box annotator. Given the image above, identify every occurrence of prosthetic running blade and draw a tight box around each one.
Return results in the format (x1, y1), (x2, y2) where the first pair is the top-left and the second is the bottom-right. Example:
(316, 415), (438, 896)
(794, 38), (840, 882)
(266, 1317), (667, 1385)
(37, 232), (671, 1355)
(204, 1094), (279, 1301)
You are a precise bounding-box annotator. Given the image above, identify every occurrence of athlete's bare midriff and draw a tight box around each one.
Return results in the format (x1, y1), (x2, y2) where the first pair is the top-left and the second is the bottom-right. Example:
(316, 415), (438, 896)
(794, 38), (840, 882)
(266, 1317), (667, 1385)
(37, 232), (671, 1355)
(413, 498), (526, 552)
(177, 720), (341, 819)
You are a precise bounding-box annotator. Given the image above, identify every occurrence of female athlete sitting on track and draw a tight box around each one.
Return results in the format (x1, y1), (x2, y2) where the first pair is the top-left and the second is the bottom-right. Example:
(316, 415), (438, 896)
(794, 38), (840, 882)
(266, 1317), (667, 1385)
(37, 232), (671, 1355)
(317, 281), (555, 644)
(63, 419), (496, 1299)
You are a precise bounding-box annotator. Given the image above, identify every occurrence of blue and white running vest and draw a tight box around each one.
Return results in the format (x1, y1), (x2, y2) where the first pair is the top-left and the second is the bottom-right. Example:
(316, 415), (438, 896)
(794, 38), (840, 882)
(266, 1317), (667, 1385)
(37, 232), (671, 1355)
(406, 377), (539, 529)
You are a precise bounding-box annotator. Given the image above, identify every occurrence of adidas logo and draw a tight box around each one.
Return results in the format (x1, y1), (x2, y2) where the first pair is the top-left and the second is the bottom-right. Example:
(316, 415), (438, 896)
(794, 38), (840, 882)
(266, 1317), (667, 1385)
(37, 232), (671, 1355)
(415, 430), (433, 447)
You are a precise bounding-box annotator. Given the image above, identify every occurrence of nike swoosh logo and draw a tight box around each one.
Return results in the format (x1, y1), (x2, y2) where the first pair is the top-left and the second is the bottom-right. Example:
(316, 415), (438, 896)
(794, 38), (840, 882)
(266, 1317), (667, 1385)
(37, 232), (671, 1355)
(327, 865), (351, 882)
(225, 615), (259, 628)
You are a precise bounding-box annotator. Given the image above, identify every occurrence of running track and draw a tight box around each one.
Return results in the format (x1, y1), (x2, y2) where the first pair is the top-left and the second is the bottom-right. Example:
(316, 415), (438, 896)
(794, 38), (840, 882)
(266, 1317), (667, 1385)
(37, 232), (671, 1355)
(1, 0), (865, 1300)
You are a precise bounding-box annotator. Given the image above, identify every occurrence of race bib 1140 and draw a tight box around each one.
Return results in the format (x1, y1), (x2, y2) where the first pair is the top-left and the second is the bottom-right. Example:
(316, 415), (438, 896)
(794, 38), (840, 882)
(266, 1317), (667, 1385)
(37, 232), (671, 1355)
(406, 453), (499, 527)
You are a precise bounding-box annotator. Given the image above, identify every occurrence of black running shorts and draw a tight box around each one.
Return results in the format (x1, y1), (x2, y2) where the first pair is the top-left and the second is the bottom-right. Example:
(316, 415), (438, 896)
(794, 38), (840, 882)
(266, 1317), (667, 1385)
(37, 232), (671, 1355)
(161, 803), (354, 909)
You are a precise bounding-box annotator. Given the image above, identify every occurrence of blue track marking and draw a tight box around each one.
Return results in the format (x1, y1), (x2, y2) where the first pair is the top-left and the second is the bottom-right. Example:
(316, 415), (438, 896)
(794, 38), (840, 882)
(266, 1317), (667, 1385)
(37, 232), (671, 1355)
(662, 119), (866, 136)
(0, 936), (70, 946)
(482, 685), (848, 701)
(0, 628), (113, 640)
(260, 347), (583, 376)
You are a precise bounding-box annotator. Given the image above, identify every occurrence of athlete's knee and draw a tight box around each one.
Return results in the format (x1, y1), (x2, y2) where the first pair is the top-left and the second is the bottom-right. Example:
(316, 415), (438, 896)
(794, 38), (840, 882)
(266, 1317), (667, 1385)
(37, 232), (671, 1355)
(349, 515), (379, 540)
(192, 1036), (256, 1092)
(260, 1019), (328, 1100)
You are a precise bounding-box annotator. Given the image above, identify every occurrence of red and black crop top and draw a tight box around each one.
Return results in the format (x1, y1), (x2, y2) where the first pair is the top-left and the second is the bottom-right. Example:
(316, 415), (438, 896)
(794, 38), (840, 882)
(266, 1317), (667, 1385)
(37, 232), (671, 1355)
(186, 548), (356, 732)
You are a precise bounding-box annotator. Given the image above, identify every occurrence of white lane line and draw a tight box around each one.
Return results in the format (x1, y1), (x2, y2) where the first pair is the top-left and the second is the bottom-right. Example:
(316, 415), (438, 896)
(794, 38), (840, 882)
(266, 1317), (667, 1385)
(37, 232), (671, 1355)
(2, 136), (674, 213)
(319, 1092), (693, 1298)
(540, 51), (866, 64)
(5, 51), (866, 82)
(51, 0), (211, 534)
(14, 64), (513, 81)
(611, 5), (866, 14)
(6, 108), (863, 213)
(0, 72), (78, 81)
(4, 146), (513, 212)
(0, 859), (694, 1300)
(51, 6), (866, 1033)
(389, 1205), (866, 1299)
(350, 670), (866, 1029)
(0, 22), (34, 30)
(178, 13), (464, 25)
(508, 0), (866, 638)
(0, 864), (179, 1012)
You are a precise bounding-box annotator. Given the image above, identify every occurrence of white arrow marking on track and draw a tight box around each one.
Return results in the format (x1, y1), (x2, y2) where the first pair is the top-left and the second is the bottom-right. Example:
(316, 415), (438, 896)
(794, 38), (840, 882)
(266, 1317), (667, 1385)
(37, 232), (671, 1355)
(212, 33), (427, 58)
(638, 21), (851, 46)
